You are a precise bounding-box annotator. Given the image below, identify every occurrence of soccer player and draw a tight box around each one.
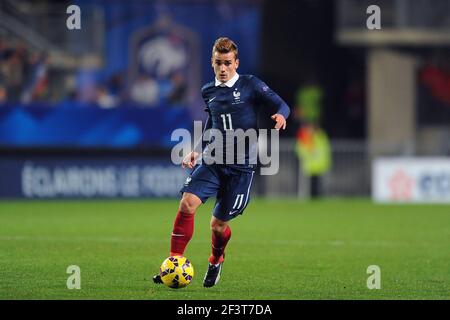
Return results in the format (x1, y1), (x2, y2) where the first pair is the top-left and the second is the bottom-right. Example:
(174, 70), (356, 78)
(153, 37), (290, 287)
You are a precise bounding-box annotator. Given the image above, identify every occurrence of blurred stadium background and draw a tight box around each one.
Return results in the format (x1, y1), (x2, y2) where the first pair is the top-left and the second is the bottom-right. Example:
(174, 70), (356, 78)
(0, 0), (449, 300)
(0, 0), (449, 201)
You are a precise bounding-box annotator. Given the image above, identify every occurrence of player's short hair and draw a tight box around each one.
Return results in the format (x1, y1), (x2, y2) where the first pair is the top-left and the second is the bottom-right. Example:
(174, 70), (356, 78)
(212, 37), (238, 60)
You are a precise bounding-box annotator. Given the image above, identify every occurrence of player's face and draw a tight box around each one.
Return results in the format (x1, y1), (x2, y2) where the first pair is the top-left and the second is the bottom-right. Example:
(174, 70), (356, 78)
(212, 51), (239, 83)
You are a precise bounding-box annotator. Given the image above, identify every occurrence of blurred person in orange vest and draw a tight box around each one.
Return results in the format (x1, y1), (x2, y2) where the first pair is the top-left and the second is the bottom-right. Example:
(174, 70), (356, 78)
(294, 82), (331, 198)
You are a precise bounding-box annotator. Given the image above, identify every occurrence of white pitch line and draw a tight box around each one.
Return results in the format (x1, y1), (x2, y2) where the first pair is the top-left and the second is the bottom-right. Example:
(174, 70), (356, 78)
(0, 235), (446, 248)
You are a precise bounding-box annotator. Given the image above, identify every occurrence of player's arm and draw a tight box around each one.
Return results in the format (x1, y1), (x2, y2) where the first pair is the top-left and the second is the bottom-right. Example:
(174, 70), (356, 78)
(182, 115), (212, 169)
(253, 77), (290, 130)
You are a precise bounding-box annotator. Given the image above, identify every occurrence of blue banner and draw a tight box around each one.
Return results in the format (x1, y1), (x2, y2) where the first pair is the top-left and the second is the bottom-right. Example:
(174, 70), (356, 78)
(0, 104), (191, 148)
(0, 156), (188, 199)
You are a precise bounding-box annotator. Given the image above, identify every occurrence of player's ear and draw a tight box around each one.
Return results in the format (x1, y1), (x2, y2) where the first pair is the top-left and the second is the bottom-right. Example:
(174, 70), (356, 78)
(235, 58), (239, 69)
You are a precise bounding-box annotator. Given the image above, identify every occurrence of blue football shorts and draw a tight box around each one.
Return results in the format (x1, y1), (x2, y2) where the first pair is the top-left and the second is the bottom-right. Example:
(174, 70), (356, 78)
(180, 164), (255, 221)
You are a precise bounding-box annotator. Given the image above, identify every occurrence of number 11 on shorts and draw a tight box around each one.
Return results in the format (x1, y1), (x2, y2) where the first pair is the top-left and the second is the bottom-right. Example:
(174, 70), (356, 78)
(233, 193), (244, 210)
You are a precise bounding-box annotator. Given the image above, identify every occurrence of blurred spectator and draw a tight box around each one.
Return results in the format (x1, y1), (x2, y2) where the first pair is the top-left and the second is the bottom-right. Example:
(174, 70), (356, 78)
(130, 74), (159, 106)
(75, 66), (98, 104)
(0, 38), (7, 60)
(0, 85), (7, 103)
(343, 77), (365, 137)
(0, 34), (191, 109)
(294, 81), (323, 125)
(107, 73), (125, 101)
(294, 81), (331, 199)
(96, 85), (117, 109)
(1, 42), (26, 102)
(420, 63), (450, 105)
(295, 123), (331, 199)
(21, 52), (49, 103)
(344, 79), (364, 119)
(167, 71), (187, 105)
(0, 38), (51, 104)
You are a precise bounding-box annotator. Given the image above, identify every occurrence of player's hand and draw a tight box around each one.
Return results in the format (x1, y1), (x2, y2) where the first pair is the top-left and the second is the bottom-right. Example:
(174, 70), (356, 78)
(182, 151), (199, 169)
(271, 114), (287, 130)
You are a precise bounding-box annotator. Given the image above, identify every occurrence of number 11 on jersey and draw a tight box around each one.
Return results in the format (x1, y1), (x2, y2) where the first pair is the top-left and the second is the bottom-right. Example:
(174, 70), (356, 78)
(221, 113), (233, 130)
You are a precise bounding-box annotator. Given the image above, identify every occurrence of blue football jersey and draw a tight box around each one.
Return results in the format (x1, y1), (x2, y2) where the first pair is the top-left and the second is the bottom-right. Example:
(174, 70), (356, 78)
(199, 74), (290, 171)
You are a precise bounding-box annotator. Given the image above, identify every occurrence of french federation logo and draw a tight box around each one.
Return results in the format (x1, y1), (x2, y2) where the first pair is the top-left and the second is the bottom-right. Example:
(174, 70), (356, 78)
(233, 89), (241, 100)
(232, 89), (242, 105)
(184, 176), (192, 186)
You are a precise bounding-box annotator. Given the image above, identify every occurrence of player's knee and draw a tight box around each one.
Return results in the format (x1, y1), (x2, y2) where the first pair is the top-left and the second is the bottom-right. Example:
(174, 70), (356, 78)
(179, 194), (200, 213)
(210, 220), (227, 235)
(179, 199), (196, 213)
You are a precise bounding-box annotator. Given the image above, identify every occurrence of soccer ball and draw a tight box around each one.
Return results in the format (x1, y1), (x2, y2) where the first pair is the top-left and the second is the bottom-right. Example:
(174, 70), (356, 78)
(159, 256), (194, 289)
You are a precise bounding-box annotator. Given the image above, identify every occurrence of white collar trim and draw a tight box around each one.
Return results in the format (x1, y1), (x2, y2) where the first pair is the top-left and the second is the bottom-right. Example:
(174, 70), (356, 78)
(215, 73), (239, 87)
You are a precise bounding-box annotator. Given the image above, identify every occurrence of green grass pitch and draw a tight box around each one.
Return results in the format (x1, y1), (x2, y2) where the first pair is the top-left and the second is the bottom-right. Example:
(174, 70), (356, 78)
(0, 199), (449, 300)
